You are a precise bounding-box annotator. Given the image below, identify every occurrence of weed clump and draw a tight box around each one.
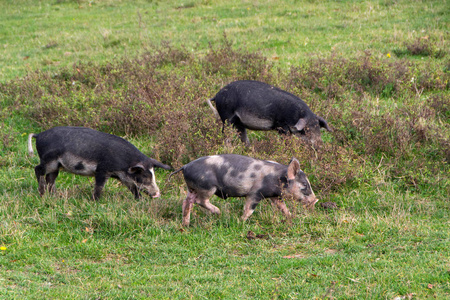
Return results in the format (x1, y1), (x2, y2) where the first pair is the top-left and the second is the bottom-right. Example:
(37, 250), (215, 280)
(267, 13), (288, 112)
(202, 35), (273, 82)
(393, 37), (447, 59)
(288, 51), (447, 99)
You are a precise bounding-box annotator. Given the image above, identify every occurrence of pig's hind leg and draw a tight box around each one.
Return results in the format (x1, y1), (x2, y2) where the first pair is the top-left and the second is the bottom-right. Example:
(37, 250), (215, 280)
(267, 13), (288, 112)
(45, 170), (59, 194)
(35, 160), (60, 196)
(182, 189), (219, 226)
(228, 115), (250, 145)
(197, 197), (220, 215)
(182, 190), (197, 226)
(242, 195), (263, 221)
(34, 164), (47, 196)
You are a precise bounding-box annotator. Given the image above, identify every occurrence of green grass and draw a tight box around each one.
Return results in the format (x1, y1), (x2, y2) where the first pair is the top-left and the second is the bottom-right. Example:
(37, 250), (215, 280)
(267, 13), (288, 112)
(1, 0), (449, 299)
(1, 0), (448, 82)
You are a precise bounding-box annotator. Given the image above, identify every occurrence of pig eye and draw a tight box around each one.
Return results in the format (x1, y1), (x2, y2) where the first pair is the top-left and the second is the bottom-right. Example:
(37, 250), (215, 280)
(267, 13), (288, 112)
(301, 184), (312, 195)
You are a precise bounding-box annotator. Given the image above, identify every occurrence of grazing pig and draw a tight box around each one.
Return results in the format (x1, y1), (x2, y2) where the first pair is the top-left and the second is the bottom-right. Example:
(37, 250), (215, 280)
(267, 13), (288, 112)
(28, 126), (171, 200)
(168, 154), (318, 226)
(207, 80), (331, 145)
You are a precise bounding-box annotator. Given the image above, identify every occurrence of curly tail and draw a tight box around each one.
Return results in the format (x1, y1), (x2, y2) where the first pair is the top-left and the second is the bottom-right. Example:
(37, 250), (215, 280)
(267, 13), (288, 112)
(206, 98), (220, 120)
(28, 133), (37, 156)
(167, 167), (184, 182)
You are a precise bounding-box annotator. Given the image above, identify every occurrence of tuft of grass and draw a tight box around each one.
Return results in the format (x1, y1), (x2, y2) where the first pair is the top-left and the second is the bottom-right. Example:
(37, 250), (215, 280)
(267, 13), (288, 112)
(393, 37), (448, 58)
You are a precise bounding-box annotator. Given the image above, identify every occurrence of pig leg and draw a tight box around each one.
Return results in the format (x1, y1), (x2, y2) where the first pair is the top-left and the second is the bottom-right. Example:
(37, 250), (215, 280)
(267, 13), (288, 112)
(197, 198), (220, 215)
(270, 198), (292, 218)
(242, 195), (262, 221)
(182, 191), (197, 226)
(235, 124), (249, 145)
(229, 116), (250, 144)
(35, 158), (60, 196)
(127, 185), (141, 200)
(93, 173), (109, 200)
(276, 126), (289, 135)
(45, 170), (59, 194)
(238, 127), (250, 145)
(116, 172), (141, 199)
(34, 164), (47, 196)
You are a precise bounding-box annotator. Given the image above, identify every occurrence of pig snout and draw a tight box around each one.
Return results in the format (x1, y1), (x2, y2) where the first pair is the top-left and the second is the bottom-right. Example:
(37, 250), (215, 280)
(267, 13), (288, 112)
(302, 196), (318, 209)
(139, 185), (161, 198)
(129, 165), (164, 199)
(288, 192), (318, 209)
(294, 128), (323, 146)
(295, 189), (318, 209)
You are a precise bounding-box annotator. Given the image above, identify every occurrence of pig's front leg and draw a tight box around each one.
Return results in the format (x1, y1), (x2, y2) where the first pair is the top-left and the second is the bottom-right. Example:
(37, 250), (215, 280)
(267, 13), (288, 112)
(270, 197), (292, 218)
(119, 178), (141, 200)
(93, 173), (109, 200)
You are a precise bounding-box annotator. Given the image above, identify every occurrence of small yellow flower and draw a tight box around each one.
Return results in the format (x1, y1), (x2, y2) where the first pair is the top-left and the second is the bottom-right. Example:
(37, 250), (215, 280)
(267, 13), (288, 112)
(0, 246), (7, 251)
(387, 53), (391, 58)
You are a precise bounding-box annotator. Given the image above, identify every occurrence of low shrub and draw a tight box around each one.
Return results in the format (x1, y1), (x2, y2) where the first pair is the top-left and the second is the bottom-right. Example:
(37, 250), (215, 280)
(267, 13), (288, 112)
(393, 37), (447, 59)
(1, 40), (448, 201)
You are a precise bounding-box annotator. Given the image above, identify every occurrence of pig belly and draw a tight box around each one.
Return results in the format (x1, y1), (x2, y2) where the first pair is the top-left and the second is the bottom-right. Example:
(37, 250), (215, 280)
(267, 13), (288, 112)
(214, 185), (249, 199)
(235, 111), (273, 130)
(58, 153), (97, 176)
(215, 177), (258, 199)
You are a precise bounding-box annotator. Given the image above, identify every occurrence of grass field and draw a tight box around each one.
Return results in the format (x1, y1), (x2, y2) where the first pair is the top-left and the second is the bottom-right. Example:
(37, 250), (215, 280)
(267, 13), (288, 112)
(1, 0), (449, 299)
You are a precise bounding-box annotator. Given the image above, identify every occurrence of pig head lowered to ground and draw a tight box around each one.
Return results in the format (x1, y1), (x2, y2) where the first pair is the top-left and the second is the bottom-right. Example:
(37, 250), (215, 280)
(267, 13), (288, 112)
(28, 126), (171, 200)
(207, 80), (331, 145)
(169, 154), (318, 226)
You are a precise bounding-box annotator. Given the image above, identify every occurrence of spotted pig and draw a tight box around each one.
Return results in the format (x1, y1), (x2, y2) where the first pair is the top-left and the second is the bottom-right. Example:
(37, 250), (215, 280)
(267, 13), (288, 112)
(169, 154), (318, 226)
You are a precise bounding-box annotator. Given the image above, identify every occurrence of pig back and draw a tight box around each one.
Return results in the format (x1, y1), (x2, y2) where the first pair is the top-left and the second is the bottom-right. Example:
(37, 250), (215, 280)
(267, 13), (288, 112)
(215, 80), (312, 127)
(35, 127), (148, 168)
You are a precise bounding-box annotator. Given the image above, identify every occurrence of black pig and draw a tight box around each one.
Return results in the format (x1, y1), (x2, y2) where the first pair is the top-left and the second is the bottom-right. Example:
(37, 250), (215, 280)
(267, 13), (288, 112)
(28, 126), (171, 200)
(207, 80), (331, 144)
(169, 154), (318, 226)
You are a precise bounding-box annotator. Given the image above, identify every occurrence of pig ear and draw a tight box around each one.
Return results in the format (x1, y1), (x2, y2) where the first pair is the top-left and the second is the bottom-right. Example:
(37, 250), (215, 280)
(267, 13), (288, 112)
(128, 163), (145, 174)
(287, 158), (301, 180)
(149, 159), (172, 170)
(318, 116), (332, 132)
(290, 118), (307, 133)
